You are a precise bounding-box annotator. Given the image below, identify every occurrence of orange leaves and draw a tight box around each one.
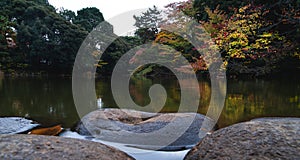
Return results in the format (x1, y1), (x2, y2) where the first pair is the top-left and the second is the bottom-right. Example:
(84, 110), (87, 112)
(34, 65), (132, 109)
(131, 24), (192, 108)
(191, 56), (207, 71)
(28, 125), (63, 136)
(154, 31), (180, 45)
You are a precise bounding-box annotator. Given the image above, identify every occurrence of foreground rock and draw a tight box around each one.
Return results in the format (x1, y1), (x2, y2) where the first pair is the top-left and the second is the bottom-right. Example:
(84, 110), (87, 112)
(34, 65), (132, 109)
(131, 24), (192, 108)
(75, 109), (215, 151)
(185, 118), (300, 160)
(0, 134), (134, 160)
(0, 117), (39, 134)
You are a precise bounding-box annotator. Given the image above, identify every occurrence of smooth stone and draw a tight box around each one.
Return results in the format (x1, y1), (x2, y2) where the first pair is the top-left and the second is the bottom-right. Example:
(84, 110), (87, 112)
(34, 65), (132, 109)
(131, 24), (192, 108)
(184, 117), (300, 160)
(0, 117), (39, 134)
(74, 109), (215, 151)
(0, 134), (134, 160)
(60, 130), (191, 160)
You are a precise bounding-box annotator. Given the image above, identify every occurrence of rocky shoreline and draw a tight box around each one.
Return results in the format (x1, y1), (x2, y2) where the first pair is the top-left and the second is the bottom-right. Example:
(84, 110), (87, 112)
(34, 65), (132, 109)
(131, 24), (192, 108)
(0, 110), (299, 160)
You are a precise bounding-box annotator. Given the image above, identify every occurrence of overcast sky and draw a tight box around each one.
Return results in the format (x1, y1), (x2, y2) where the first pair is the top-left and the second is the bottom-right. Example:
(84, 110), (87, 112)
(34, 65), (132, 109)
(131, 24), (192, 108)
(48, 0), (183, 19)
(48, 0), (184, 35)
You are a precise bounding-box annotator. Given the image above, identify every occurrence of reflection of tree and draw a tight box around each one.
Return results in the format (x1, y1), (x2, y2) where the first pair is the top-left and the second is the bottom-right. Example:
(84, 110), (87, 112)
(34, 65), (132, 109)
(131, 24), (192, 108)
(3, 77), (297, 128)
(96, 77), (182, 112)
(220, 94), (264, 127)
(0, 78), (79, 127)
(198, 80), (211, 112)
(0, 74), (3, 90)
(135, 77), (299, 128)
(11, 99), (25, 115)
(129, 78), (152, 106)
(108, 78), (213, 113)
(95, 78), (118, 108)
(218, 79), (300, 128)
(128, 78), (183, 112)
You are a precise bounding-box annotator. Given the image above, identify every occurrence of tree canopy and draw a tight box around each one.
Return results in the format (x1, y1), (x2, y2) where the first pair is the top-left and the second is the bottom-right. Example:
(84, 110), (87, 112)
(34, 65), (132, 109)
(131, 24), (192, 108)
(0, 0), (299, 78)
(130, 0), (300, 77)
(74, 7), (105, 32)
(133, 6), (162, 43)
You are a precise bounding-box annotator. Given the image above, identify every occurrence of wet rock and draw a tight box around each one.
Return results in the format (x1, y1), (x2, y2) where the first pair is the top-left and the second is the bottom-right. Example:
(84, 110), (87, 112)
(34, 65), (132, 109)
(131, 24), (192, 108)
(0, 117), (39, 134)
(0, 134), (134, 160)
(74, 109), (215, 151)
(184, 118), (300, 160)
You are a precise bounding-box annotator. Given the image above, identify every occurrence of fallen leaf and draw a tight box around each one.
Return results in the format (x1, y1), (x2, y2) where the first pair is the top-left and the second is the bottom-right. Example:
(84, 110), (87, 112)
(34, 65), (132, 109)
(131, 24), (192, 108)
(28, 125), (63, 136)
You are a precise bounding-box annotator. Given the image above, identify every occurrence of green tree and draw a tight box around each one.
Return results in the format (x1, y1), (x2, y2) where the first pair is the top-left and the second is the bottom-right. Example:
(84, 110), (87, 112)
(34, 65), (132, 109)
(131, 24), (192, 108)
(192, 0), (248, 20)
(95, 36), (143, 76)
(0, 16), (13, 53)
(74, 7), (105, 32)
(133, 6), (162, 43)
(59, 8), (76, 23)
(163, 0), (300, 77)
(0, 0), (89, 73)
(205, 5), (287, 76)
(0, 15), (16, 71)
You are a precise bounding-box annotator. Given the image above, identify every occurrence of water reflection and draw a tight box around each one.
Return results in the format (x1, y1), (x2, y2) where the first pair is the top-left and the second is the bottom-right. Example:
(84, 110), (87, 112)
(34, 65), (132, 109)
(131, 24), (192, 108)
(96, 77), (300, 128)
(0, 77), (299, 128)
(0, 77), (79, 127)
(218, 79), (300, 127)
(97, 98), (103, 109)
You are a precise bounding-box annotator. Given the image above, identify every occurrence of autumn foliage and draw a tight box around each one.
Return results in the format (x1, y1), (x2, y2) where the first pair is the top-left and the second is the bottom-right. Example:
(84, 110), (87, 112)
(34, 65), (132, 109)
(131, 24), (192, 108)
(132, 0), (299, 77)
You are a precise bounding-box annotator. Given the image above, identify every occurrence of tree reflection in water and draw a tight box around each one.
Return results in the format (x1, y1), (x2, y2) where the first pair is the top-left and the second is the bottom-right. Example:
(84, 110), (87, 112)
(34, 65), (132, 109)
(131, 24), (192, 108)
(0, 77), (299, 128)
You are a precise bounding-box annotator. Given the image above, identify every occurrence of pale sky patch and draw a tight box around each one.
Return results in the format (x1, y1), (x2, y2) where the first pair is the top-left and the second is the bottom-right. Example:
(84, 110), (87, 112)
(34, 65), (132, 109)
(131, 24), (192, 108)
(48, 0), (183, 19)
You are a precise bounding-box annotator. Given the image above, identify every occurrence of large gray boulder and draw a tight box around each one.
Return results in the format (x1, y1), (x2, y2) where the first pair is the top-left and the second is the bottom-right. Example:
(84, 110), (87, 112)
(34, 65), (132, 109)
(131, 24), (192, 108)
(0, 134), (134, 160)
(185, 118), (300, 160)
(0, 117), (39, 134)
(74, 109), (215, 151)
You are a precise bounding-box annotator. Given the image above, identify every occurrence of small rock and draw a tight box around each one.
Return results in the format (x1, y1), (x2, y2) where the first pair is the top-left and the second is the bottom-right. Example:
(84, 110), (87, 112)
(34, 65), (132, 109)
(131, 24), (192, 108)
(0, 117), (39, 134)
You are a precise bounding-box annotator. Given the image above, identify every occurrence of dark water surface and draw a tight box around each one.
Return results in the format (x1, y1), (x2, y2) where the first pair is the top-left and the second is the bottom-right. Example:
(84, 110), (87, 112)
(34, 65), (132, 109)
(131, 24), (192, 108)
(0, 76), (299, 128)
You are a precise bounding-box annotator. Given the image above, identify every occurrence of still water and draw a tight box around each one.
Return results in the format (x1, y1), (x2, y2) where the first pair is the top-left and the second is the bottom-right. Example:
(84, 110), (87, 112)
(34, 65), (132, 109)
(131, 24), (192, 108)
(0, 76), (299, 128)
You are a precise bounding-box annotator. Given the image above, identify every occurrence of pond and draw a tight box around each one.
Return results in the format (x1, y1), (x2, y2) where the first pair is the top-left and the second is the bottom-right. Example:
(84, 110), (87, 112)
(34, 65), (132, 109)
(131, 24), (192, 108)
(0, 76), (299, 129)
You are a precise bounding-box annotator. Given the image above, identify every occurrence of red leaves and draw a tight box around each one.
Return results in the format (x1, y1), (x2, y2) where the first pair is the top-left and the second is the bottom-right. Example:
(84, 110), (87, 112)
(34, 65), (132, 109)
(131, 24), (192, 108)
(191, 56), (207, 71)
